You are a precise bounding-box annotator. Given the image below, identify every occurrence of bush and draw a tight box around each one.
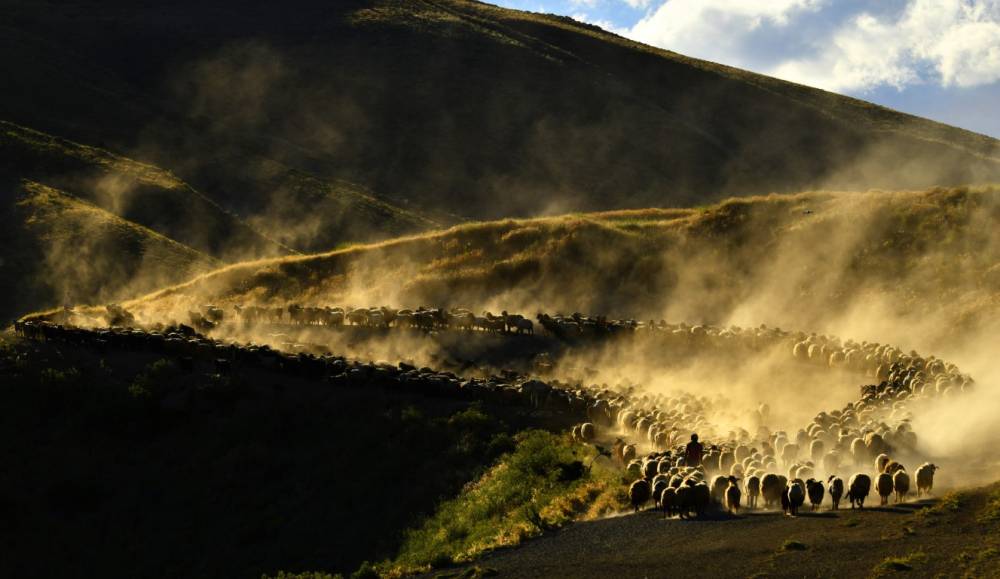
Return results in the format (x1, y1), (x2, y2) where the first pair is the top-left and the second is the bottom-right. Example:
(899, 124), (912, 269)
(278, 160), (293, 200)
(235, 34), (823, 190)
(874, 551), (926, 575)
(350, 561), (379, 579)
(390, 430), (623, 573)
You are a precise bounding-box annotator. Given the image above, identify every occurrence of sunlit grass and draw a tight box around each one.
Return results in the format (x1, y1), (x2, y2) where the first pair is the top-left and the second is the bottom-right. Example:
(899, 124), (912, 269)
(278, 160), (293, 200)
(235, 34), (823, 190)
(386, 431), (627, 575)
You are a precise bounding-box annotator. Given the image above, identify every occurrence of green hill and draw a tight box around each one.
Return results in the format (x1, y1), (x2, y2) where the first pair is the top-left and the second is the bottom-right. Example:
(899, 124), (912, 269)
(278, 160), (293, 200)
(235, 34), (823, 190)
(3, 0), (999, 224)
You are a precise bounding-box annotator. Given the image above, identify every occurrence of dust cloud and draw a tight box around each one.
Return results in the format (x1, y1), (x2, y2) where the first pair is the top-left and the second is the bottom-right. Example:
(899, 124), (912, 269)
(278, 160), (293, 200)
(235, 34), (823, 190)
(80, 185), (996, 489)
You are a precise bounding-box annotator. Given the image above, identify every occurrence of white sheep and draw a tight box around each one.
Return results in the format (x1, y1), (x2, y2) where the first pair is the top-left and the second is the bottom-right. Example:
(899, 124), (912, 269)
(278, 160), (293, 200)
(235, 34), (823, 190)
(874, 453), (890, 474)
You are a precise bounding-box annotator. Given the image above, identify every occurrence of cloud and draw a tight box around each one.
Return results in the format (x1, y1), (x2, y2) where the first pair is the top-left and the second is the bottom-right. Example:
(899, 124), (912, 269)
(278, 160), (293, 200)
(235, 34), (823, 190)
(624, 0), (1000, 92)
(621, 0), (656, 8)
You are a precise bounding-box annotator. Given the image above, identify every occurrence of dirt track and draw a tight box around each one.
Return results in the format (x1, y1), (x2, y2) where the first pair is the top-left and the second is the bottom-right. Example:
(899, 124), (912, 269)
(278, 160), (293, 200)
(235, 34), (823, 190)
(440, 492), (1000, 578)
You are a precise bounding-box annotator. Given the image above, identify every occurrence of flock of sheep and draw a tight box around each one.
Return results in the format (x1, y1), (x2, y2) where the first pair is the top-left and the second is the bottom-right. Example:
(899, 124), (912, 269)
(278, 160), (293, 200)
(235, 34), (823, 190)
(203, 305), (537, 334)
(18, 302), (972, 522)
(566, 322), (965, 517)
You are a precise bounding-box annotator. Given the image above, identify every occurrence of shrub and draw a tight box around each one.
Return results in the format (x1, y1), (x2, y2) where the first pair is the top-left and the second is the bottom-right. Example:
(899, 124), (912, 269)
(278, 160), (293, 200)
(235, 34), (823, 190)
(874, 551), (927, 575)
(390, 430), (619, 573)
(350, 561), (379, 579)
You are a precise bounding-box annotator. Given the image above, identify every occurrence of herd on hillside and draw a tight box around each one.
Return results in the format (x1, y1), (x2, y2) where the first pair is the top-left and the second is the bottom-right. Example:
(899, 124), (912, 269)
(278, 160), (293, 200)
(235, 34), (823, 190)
(17, 301), (972, 520)
(569, 337), (963, 518)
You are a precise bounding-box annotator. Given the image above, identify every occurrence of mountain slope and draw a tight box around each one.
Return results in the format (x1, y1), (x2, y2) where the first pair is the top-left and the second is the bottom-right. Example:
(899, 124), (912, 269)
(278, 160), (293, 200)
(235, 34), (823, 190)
(236, 157), (445, 254)
(0, 120), (287, 261)
(0, 181), (219, 322)
(3, 0), (999, 223)
(125, 186), (1000, 357)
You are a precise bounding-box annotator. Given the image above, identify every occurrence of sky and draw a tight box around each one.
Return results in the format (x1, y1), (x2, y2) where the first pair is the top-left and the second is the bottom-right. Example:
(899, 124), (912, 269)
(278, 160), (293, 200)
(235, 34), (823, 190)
(492, 0), (1000, 138)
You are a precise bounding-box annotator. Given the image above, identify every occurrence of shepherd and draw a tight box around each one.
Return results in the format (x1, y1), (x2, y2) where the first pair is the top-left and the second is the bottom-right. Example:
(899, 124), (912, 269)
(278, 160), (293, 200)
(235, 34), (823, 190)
(685, 433), (704, 467)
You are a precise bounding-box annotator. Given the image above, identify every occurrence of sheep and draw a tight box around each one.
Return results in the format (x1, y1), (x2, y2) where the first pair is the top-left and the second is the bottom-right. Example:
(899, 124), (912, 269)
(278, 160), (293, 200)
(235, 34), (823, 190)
(675, 483), (694, 520)
(823, 451), (841, 475)
(761, 473), (786, 508)
(876, 472), (894, 506)
(874, 453), (890, 474)
(847, 473), (872, 509)
(809, 439), (825, 463)
(850, 438), (868, 465)
(629, 479), (652, 512)
(725, 476), (742, 513)
(828, 476), (845, 510)
(718, 451), (735, 474)
(781, 443), (799, 465)
(661, 486), (678, 518)
(745, 475), (761, 509)
(786, 480), (806, 516)
(806, 478), (825, 510)
(652, 480), (668, 507)
(915, 463), (938, 496)
(692, 481), (711, 517)
(710, 475), (729, 504)
(622, 444), (637, 463)
(893, 470), (911, 503)
(580, 422), (596, 441)
(883, 460), (905, 475)
(643, 459), (659, 480)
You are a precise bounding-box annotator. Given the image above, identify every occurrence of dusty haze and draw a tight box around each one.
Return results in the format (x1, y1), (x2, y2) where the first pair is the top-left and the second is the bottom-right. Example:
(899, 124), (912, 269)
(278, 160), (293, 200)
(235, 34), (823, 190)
(37, 185), (994, 488)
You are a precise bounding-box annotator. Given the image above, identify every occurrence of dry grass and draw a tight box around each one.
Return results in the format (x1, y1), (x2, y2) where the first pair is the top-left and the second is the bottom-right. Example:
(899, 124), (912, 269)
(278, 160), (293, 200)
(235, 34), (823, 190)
(115, 186), (999, 354)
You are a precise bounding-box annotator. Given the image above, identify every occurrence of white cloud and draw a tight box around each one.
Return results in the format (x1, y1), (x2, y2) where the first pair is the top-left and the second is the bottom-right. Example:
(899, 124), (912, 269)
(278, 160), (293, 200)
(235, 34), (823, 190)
(621, 0), (656, 8)
(623, 0), (1000, 92)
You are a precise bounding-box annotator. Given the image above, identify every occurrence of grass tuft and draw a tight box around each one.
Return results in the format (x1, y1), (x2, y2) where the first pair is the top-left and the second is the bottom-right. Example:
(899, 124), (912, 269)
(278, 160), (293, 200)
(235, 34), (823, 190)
(873, 551), (927, 575)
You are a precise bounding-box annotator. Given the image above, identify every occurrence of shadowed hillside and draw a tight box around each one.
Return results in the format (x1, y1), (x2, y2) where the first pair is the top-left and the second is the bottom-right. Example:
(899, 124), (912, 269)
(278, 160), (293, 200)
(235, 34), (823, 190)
(3, 0), (999, 223)
(0, 181), (219, 322)
(0, 120), (446, 319)
(125, 186), (1000, 358)
(0, 120), (285, 260)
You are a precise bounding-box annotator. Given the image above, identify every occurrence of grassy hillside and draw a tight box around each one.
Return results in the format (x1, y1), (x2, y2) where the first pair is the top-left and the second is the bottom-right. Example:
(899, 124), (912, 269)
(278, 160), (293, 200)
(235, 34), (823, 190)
(0, 329), (583, 578)
(0, 120), (445, 318)
(0, 120), (286, 260)
(0, 181), (218, 322)
(2, 0), (999, 223)
(127, 186), (1000, 355)
(238, 157), (445, 254)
